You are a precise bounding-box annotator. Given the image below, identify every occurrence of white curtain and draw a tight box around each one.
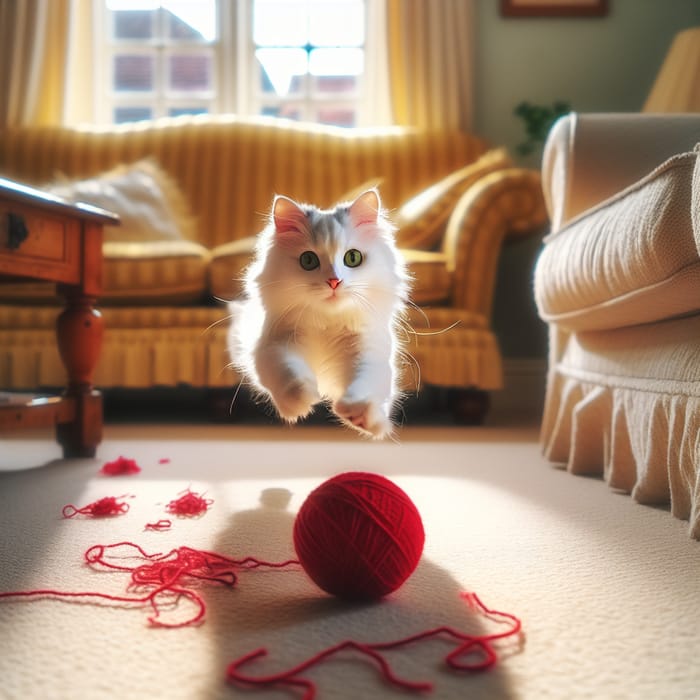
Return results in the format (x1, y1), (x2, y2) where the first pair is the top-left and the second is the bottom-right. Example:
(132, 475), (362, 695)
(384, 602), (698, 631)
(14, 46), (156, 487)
(359, 0), (393, 126)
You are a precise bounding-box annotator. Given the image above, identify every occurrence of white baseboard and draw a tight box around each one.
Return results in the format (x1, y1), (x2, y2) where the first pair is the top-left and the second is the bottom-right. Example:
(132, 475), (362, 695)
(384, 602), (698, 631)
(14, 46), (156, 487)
(489, 357), (547, 421)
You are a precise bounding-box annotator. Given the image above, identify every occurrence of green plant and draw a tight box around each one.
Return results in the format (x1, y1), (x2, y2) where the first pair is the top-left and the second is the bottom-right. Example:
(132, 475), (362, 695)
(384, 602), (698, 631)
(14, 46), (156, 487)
(514, 100), (571, 156)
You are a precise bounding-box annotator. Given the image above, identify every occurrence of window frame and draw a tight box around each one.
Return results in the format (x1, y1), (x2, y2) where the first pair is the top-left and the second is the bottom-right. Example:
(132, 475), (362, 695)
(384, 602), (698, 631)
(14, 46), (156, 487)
(93, 0), (367, 127)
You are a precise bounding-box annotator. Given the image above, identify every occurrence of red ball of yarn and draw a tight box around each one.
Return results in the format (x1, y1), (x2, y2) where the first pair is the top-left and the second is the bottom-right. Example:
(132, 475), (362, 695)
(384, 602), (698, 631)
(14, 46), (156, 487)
(293, 472), (425, 600)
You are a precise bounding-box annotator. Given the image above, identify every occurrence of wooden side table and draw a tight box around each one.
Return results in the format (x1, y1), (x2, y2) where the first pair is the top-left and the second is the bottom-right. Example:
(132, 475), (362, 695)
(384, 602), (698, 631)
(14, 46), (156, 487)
(0, 177), (118, 458)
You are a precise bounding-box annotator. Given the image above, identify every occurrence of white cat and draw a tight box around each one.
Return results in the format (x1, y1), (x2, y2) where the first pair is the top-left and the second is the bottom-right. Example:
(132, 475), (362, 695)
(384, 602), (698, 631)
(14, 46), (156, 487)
(227, 188), (410, 439)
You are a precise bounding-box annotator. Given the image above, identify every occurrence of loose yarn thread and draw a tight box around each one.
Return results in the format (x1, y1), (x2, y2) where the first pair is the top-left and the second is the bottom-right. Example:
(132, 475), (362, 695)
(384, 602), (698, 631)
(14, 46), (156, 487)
(165, 488), (213, 517)
(100, 456), (142, 476)
(0, 541), (300, 628)
(226, 592), (522, 697)
(62, 496), (131, 518)
(145, 519), (172, 531)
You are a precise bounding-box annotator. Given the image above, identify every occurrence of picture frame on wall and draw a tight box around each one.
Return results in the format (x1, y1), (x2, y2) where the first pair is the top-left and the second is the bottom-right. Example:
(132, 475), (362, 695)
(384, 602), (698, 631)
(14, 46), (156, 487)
(500, 0), (608, 17)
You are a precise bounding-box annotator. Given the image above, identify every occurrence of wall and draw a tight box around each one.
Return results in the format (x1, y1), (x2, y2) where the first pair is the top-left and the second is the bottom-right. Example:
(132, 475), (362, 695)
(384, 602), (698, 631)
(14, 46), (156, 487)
(475, 0), (700, 359)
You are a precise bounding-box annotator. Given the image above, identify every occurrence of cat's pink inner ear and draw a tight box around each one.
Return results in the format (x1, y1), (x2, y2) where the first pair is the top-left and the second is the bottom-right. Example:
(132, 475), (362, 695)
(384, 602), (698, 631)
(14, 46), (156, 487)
(273, 195), (307, 234)
(349, 189), (380, 227)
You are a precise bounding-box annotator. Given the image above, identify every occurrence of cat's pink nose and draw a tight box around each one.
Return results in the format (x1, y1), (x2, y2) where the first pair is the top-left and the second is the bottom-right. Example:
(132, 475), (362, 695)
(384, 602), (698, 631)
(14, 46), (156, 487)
(327, 277), (342, 290)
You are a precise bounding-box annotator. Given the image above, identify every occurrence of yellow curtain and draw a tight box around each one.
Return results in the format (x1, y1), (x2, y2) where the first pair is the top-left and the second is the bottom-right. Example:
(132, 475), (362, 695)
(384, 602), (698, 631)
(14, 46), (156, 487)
(64, 0), (97, 124)
(387, 0), (475, 132)
(0, 0), (71, 127)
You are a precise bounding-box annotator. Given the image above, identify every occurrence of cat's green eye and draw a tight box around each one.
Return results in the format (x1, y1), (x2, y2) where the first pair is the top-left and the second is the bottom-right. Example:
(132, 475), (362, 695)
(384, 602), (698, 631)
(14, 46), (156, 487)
(343, 249), (363, 268)
(299, 251), (320, 271)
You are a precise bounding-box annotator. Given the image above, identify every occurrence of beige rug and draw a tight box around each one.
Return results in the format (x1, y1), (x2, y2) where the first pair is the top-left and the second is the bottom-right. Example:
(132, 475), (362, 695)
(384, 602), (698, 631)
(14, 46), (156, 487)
(1, 422), (698, 700)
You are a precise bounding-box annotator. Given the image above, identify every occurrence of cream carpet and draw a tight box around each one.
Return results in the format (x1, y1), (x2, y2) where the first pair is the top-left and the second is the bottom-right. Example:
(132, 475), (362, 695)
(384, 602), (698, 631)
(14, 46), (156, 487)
(1, 421), (699, 700)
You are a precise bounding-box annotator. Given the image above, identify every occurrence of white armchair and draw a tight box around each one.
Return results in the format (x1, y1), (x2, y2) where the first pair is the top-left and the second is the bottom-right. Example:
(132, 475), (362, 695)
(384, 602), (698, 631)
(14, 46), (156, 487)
(534, 112), (700, 538)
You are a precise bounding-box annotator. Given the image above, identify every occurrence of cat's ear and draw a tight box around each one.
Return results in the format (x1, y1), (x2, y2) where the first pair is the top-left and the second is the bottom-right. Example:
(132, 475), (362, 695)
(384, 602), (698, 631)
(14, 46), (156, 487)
(273, 195), (307, 234)
(348, 189), (381, 227)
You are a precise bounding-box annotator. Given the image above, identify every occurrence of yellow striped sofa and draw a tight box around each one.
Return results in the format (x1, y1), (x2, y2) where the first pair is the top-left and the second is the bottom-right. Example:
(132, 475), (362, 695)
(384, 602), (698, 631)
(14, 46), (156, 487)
(0, 115), (546, 421)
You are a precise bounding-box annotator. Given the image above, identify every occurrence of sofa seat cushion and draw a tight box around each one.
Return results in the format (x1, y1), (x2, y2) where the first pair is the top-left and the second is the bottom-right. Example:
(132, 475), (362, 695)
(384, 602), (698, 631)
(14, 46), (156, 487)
(209, 237), (257, 301)
(209, 239), (451, 305)
(401, 249), (451, 304)
(101, 240), (211, 304)
(0, 240), (211, 305)
(535, 147), (700, 332)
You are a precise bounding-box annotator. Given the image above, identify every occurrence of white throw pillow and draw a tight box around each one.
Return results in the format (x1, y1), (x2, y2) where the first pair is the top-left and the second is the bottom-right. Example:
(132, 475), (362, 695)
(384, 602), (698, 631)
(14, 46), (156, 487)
(45, 159), (197, 243)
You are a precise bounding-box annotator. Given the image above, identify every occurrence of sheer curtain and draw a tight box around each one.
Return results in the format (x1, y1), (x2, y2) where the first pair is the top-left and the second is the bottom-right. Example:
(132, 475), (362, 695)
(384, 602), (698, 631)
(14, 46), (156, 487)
(0, 0), (72, 127)
(385, 0), (475, 132)
(0, 0), (475, 130)
(359, 0), (393, 126)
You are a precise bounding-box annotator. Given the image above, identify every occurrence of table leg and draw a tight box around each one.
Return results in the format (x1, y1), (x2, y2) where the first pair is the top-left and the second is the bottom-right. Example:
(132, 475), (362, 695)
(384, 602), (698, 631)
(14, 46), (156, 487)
(56, 289), (104, 458)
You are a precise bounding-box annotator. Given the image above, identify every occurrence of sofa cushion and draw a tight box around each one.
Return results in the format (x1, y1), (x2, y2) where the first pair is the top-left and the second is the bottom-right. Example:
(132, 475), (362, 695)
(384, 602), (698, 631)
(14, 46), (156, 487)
(209, 237), (256, 301)
(394, 148), (512, 250)
(209, 239), (451, 305)
(0, 240), (211, 306)
(45, 159), (197, 242)
(101, 240), (211, 304)
(534, 147), (700, 332)
(401, 249), (451, 304)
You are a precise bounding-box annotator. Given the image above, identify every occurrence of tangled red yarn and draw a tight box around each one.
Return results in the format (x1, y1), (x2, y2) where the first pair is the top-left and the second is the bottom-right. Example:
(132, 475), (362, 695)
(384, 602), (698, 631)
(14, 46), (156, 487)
(293, 472), (425, 600)
(165, 488), (213, 516)
(62, 496), (130, 518)
(100, 456), (142, 476)
(0, 542), (299, 628)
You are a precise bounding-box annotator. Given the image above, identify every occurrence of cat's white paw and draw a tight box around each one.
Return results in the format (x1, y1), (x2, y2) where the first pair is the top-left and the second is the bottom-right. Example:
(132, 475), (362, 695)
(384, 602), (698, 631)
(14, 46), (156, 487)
(333, 395), (393, 439)
(271, 378), (321, 423)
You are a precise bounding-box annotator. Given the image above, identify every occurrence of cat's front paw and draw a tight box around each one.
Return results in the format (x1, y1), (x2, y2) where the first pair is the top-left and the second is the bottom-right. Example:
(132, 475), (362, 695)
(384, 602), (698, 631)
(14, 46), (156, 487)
(271, 378), (321, 423)
(333, 395), (394, 439)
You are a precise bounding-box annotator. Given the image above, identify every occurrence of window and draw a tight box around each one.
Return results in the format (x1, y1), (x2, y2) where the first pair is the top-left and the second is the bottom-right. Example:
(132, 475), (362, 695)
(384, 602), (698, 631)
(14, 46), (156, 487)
(251, 0), (364, 126)
(96, 0), (366, 127)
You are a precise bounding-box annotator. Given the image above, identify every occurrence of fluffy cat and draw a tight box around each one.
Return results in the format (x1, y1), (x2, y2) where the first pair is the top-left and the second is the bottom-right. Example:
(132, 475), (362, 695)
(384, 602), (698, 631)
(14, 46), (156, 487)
(227, 188), (410, 439)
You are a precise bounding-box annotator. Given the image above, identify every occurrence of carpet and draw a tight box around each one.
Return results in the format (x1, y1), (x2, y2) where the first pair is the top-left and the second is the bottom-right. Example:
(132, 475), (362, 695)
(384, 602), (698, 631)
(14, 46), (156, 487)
(1, 422), (699, 700)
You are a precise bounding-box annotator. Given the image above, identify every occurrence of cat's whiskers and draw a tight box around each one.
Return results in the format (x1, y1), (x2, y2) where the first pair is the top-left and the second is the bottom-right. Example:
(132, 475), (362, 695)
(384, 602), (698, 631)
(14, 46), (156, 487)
(202, 312), (234, 335)
(228, 188), (409, 439)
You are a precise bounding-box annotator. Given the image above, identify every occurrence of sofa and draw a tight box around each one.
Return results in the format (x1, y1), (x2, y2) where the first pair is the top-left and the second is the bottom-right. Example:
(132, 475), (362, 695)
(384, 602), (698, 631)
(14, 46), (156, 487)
(534, 112), (700, 537)
(0, 115), (546, 422)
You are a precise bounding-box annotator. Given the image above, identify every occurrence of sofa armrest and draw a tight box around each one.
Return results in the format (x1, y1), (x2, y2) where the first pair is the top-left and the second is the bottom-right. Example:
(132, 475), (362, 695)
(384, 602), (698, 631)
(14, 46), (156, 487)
(442, 168), (547, 317)
(543, 112), (700, 230)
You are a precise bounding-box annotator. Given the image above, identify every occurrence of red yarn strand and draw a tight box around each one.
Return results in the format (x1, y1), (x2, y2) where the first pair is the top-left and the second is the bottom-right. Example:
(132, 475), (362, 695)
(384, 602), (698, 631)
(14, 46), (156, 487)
(0, 542), (299, 629)
(144, 519), (172, 531)
(226, 592), (522, 698)
(165, 488), (213, 517)
(62, 496), (130, 518)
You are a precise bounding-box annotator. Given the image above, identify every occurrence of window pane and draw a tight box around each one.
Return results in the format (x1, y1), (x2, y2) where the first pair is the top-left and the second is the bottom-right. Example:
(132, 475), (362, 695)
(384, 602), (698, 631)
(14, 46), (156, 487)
(262, 104), (301, 120)
(315, 75), (357, 94)
(309, 48), (363, 76)
(169, 106), (209, 117)
(261, 72), (303, 95)
(114, 55), (154, 91)
(256, 48), (307, 95)
(317, 107), (355, 128)
(254, 0), (307, 46)
(113, 10), (154, 39)
(165, 0), (217, 41)
(308, 0), (363, 47)
(169, 54), (212, 91)
(114, 106), (152, 123)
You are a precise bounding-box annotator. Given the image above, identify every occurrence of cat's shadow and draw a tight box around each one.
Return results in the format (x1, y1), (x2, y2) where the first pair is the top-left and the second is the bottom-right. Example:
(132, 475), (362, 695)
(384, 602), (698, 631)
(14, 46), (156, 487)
(204, 487), (519, 699)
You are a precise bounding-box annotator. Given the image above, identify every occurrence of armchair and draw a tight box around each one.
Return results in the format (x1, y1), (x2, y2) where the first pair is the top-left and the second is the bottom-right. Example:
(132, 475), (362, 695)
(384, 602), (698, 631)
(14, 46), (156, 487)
(534, 112), (700, 537)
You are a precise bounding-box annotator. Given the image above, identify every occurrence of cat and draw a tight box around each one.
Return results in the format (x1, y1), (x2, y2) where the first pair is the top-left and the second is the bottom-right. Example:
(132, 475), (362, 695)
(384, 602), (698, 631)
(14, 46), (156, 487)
(227, 188), (410, 439)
